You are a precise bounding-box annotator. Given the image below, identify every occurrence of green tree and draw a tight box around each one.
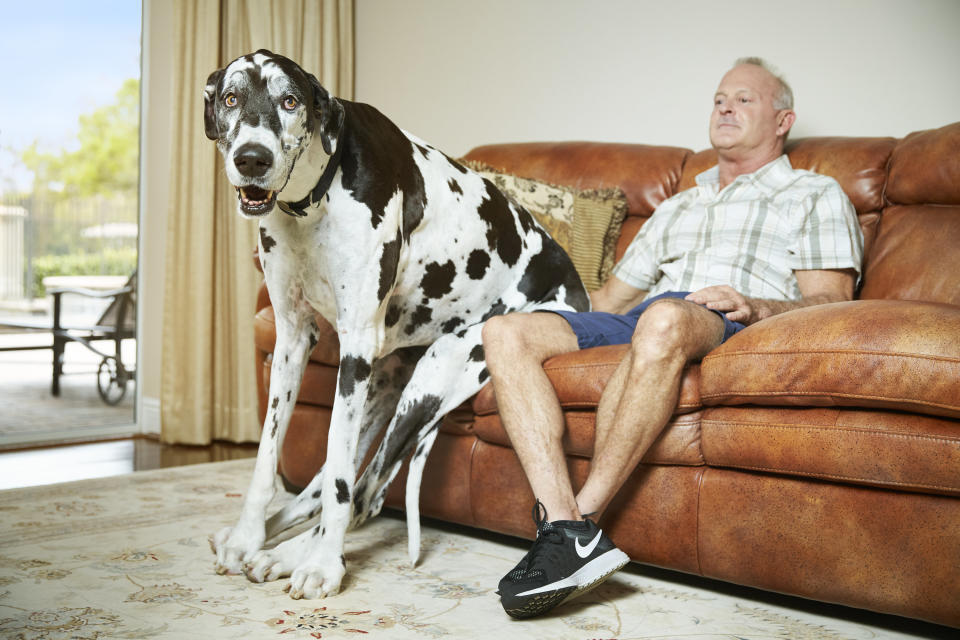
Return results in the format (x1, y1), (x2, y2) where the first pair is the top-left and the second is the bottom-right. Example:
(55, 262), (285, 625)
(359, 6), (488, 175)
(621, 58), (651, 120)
(21, 78), (139, 197)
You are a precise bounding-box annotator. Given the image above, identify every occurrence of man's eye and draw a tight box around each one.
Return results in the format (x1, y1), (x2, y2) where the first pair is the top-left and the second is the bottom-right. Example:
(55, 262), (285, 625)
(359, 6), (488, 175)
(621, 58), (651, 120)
(282, 96), (298, 110)
(224, 93), (238, 107)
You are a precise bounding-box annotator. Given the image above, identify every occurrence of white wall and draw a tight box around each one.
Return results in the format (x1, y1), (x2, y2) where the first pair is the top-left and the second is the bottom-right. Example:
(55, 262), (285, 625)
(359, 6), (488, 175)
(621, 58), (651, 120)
(355, 0), (960, 156)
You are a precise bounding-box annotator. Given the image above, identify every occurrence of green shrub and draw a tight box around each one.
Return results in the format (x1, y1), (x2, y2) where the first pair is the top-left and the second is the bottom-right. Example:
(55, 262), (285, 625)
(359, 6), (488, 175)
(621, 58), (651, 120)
(31, 248), (137, 298)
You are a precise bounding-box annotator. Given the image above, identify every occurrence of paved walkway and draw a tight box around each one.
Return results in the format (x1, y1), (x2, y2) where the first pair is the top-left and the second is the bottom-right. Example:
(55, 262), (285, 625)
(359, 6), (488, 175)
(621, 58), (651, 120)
(0, 330), (136, 445)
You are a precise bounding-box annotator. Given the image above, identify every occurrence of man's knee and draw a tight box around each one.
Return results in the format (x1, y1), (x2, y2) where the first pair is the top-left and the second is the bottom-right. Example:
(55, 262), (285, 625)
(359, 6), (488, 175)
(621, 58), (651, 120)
(482, 314), (521, 353)
(629, 299), (705, 364)
(482, 312), (576, 368)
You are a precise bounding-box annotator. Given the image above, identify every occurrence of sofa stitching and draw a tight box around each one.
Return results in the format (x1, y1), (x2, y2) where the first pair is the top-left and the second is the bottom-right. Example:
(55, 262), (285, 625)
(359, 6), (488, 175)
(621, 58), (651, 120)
(702, 349), (960, 364)
(711, 462), (960, 493)
(694, 467), (705, 577)
(701, 419), (960, 444)
(699, 390), (960, 412)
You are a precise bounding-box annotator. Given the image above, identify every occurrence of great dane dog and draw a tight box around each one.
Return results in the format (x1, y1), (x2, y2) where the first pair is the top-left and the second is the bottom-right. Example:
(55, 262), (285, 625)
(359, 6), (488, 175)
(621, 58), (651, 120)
(205, 50), (588, 599)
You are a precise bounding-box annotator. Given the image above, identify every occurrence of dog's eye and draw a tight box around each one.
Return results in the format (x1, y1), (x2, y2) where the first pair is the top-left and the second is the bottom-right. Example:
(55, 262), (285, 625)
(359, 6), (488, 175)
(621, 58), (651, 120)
(224, 93), (238, 108)
(282, 96), (298, 111)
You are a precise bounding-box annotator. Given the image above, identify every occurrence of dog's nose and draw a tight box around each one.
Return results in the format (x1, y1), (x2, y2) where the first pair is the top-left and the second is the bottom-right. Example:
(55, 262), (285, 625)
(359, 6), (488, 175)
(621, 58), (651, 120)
(233, 143), (273, 178)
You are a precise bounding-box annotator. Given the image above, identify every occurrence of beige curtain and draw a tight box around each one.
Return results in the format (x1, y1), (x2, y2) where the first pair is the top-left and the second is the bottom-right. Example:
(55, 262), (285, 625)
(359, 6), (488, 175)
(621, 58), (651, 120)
(161, 0), (354, 444)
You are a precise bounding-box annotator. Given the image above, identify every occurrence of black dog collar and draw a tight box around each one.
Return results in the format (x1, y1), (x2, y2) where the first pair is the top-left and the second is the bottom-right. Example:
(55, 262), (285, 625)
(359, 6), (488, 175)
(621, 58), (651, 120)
(277, 139), (345, 218)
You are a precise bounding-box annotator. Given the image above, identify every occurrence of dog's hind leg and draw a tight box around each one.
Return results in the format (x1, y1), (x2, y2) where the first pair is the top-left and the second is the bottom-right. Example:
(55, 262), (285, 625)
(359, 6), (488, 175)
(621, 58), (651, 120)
(349, 323), (490, 565)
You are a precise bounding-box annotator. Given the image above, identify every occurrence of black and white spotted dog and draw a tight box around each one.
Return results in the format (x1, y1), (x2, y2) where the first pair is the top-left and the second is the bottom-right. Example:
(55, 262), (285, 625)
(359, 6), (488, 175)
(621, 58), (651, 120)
(205, 49), (588, 599)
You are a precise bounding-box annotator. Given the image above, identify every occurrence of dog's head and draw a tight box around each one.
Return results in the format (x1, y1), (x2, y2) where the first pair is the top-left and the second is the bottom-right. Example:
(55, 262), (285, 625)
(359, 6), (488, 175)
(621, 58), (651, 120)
(204, 49), (345, 217)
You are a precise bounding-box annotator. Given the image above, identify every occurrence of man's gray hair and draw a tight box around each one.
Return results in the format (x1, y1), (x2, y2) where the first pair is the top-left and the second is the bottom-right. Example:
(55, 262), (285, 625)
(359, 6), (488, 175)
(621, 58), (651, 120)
(735, 56), (794, 110)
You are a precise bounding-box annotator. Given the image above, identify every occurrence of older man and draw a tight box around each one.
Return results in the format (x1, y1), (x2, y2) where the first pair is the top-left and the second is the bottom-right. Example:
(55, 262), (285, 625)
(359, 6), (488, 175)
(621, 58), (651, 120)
(483, 57), (864, 619)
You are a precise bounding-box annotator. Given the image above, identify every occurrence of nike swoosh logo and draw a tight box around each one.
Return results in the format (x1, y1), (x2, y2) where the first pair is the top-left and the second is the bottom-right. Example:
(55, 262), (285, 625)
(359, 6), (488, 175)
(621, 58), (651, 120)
(574, 530), (603, 558)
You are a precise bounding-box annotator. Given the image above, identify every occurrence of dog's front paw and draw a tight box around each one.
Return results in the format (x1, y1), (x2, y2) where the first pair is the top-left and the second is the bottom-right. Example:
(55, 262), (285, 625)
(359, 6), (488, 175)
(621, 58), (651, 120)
(244, 534), (307, 583)
(285, 554), (347, 599)
(212, 523), (265, 575)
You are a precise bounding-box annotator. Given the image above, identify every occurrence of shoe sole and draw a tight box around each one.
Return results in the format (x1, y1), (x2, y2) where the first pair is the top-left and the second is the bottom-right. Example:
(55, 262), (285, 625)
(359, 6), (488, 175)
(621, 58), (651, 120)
(502, 548), (630, 619)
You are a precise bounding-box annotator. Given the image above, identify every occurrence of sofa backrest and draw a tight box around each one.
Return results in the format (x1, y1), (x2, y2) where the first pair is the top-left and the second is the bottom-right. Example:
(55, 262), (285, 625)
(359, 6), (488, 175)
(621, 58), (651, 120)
(464, 121), (960, 306)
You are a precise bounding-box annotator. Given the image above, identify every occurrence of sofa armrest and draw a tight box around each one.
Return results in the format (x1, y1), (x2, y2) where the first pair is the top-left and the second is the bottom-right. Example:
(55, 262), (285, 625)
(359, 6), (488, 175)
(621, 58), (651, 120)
(700, 300), (960, 419)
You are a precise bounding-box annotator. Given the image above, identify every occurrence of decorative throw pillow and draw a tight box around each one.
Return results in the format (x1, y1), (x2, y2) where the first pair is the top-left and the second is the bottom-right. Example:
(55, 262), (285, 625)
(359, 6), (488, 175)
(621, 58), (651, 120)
(462, 160), (628, 291)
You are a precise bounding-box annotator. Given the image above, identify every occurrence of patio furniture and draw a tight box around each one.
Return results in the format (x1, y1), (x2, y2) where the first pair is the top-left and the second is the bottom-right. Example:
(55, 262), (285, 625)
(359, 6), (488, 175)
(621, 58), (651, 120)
(0, 272), (136, 405)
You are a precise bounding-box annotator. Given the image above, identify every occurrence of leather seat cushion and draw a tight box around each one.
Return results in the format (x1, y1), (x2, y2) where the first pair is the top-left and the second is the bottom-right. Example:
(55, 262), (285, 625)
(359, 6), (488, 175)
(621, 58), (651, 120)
(700, 300), (960, 419)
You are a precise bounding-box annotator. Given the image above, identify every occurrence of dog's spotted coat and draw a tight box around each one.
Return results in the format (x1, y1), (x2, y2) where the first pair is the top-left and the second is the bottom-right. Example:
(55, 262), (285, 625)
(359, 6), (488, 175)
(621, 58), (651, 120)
(204, 50), (588, 599)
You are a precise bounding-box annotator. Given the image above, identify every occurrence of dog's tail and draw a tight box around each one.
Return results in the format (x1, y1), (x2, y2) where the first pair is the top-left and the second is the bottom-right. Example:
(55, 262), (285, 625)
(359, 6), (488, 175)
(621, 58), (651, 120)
(405, 427), (439, 566)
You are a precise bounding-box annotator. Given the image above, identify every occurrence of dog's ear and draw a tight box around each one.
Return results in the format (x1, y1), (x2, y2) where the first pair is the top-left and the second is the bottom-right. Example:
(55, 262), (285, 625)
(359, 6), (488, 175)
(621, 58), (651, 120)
(309, 74), (345, 155)
(203, 68), (226, 140)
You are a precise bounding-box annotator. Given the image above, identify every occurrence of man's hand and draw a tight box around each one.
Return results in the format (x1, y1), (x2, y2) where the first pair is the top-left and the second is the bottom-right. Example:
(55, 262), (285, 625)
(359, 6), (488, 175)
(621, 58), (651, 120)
(685, 270), (857, 326)
(685, 286), (770, 324)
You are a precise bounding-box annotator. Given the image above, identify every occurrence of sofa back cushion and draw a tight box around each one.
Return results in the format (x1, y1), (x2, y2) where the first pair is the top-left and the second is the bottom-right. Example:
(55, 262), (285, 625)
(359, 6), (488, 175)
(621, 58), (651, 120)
(465, 123), (960, 306)
(860, 122), (960, 305)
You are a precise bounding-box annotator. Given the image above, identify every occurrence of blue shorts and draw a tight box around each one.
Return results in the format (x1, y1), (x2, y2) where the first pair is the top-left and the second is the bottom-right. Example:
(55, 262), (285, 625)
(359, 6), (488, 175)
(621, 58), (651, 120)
(551, 291), (746, 350)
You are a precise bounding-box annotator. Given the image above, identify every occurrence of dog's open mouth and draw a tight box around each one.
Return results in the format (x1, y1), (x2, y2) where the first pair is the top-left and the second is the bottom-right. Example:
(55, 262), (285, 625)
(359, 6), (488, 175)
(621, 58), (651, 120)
(235, 186), (277, 216)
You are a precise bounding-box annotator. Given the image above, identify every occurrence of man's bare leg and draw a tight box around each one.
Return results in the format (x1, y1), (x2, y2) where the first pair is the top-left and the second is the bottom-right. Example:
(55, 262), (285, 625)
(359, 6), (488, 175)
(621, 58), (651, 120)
(576, 299), (726, 517)
(481, 312), (582, 520)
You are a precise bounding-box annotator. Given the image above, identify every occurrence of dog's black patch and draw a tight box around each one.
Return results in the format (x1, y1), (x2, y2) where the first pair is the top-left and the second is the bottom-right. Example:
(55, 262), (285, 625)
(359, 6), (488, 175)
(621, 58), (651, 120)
(271, 396), (279, 409)
(420, 260), (456, 299)
(312, 490), (321, 499)
(385, 303), (402, 328)
(477, 181), (522, 267)
(352, 480), (367, 513)
(381, 394), (443, 470)
(338, 355), (372, 398)
(478, 368), (489, 384)
(259, 228), (277, 253)
(444, 154), (468, 174)
(466, 249), (490, 280)
(481, 299), (507, 322)
(441, 317), (463, 333)
(378, 230), (402, 302)
(339, 102), (427, 239)
(519, 235), (589, 311)
(469, 344), (484, 362)
(405, 304), (432, 336)
(335, 478), (350, 504)
(448, 178), (462, 195)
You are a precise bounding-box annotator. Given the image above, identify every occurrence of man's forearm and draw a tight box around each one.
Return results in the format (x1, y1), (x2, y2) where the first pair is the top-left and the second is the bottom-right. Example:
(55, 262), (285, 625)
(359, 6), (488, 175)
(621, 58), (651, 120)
(747, 292), (849, 323)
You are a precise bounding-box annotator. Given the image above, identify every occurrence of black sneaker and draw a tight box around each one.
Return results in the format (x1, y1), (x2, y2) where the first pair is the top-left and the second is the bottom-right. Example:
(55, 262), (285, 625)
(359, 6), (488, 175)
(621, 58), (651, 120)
(498, 500), (629, 619)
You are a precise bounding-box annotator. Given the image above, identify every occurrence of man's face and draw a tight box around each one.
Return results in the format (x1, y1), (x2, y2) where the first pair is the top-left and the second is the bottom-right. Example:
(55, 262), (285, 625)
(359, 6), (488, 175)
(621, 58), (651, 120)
(709, 64), (792, 157)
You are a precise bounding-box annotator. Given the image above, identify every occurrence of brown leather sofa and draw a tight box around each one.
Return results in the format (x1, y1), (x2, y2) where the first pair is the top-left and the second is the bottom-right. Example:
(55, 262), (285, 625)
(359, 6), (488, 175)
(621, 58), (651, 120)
(253, 121), (960, 628)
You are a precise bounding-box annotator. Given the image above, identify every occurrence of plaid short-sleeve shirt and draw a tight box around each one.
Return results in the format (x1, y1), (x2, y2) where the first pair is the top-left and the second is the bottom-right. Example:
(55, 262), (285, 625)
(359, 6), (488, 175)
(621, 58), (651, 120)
(613, 155), (864, 301)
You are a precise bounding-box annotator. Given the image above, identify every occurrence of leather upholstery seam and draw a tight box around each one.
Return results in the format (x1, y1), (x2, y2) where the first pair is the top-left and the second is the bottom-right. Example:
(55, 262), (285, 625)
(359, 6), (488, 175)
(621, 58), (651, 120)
(711, 462), (960, 494)
(701, 420), (960, 444)
(703, 350), (960, 364)
(700, 390), (959, 413)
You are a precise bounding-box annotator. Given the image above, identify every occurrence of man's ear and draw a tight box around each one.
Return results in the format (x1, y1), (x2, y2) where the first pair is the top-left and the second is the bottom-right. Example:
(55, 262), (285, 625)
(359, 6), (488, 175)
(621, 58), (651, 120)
(777, 109), (796, 138)
(203, 68), (226, 140)
(308, 74), (345, 155)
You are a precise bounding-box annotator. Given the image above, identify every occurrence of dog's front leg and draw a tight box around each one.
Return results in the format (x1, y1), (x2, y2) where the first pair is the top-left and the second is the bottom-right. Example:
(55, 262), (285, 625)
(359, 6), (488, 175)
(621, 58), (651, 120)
(212, 310), (317, 575)
(286, 339), (375, 598)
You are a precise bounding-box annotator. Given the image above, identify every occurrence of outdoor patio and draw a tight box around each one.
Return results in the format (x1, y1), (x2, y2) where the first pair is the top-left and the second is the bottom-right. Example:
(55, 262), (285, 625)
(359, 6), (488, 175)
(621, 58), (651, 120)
(0, 329), (136, 447)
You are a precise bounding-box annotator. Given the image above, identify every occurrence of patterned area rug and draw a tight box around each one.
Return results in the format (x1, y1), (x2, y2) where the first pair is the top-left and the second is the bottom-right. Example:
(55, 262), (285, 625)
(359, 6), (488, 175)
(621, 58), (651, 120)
(0, 459), (935, 639)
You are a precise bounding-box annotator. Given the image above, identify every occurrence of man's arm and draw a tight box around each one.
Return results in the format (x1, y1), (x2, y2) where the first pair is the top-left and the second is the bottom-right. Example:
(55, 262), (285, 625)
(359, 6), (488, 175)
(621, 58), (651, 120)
(590, 274), (648, 314)
(684, 268), (857, 325)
